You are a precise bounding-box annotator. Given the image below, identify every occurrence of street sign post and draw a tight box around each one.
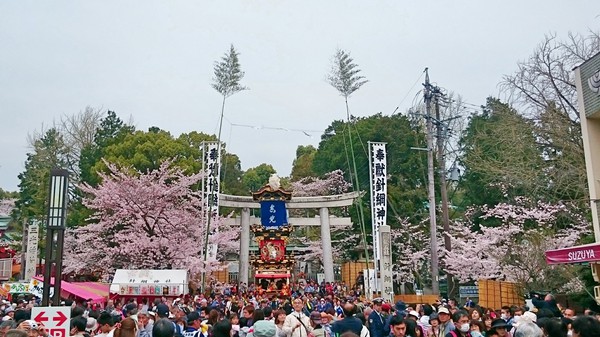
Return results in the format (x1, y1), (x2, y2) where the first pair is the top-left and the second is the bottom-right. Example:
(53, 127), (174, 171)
(32, 307), (70, 337)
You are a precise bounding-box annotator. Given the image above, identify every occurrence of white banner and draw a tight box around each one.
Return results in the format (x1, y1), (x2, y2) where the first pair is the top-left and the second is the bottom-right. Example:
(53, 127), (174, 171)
(369, 142), (387, 263)
(363, 269), (376, 295)
(202, 141), (221, 261)
(25, 222), (39, 280)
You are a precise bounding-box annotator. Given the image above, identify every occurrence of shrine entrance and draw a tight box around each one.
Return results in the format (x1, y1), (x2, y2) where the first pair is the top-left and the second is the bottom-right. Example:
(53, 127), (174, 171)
(220, 184), (358, 285)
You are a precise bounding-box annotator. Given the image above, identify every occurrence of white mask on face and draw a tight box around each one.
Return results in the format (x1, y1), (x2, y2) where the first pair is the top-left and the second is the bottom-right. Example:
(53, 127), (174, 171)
(500, 314), (508, 320)
(460, 323), (470, 333)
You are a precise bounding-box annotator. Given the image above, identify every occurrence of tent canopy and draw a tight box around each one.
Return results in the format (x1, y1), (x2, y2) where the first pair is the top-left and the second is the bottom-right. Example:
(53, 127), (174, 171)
(33, 277), (107, 303)
(545, 242), (600, 265)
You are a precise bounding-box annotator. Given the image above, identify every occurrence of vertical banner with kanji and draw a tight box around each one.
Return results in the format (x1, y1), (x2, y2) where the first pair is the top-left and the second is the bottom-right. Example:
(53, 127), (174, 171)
(368, 142), (387, 264)
(379, 225), (394, 301)
(202, 141), (221, 261)
(24, 221), (39, 280)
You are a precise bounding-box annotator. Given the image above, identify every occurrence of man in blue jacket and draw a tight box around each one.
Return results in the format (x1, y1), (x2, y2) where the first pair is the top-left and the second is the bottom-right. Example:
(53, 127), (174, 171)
(368, 299), (386, 337)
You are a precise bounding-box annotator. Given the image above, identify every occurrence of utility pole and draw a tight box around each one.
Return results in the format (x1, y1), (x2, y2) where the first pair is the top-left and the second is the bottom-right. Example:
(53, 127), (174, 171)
(434, 94), (455, 298)
(423, 68), (439, 295)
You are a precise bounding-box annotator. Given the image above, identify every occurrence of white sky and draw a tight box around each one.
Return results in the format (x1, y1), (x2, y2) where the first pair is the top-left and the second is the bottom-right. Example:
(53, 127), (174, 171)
(1, 1), (599, 191)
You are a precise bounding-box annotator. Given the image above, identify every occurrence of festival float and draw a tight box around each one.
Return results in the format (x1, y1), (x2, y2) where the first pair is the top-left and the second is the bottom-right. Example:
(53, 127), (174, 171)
(250, 176), (294, 297)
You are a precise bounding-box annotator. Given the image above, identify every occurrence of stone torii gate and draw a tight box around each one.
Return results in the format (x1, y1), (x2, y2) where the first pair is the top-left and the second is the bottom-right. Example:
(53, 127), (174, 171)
(220, 191), (359, 284)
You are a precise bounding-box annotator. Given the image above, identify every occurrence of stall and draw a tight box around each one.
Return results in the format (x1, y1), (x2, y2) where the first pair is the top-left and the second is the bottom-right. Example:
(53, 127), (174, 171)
(109, 269), (189, 299)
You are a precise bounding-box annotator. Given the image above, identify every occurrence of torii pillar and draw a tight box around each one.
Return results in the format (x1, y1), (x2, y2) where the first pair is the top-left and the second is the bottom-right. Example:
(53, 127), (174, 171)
(221, 191), (359, 284)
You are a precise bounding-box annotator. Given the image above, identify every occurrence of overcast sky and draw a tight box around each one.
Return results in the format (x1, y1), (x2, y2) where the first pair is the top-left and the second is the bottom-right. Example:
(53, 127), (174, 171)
(1, 1), (598, 191)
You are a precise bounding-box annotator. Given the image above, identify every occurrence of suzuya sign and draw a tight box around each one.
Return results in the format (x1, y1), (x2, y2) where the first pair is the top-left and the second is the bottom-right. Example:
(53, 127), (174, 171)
(32, 307), (70, 337)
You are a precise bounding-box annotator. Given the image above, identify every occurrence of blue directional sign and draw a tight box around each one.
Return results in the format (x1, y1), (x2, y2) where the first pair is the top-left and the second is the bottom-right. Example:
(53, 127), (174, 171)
(260, 200), (288, 228)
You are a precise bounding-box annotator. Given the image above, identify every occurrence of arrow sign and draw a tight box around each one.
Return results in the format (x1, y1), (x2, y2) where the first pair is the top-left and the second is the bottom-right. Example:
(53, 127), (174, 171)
(34, 312), (48, 323)
(32, 307), (71, 337)
(53, 311), (67, 326)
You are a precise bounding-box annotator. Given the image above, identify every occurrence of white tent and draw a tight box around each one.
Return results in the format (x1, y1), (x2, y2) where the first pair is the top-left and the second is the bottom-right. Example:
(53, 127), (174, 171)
(110, 269), (189, 296)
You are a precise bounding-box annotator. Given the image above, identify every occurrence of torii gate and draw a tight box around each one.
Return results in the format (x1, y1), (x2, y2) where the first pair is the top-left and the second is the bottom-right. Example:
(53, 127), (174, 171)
(220, 191), (359, 284)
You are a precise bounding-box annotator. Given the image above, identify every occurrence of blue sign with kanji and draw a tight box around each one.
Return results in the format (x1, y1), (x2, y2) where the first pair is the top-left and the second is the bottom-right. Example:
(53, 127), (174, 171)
(260, 200), (288, 228)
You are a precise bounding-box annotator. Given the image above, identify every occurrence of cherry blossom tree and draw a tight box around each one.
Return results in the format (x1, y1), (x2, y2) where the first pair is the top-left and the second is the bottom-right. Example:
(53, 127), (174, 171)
(443, 197), (590, 292)
(63, 160), (238, 279)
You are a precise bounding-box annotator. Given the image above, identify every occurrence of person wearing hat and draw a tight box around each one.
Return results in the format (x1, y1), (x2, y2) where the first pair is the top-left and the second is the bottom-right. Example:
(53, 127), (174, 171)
(309, 312), (325, 337)
(489, 319), (510, 337)
(251, 321), (277, 337)
(369, 299), (386, 337)
(436, 307), (454, 337)
(183, 312), (203, 337)
(426, 314), (441, 337)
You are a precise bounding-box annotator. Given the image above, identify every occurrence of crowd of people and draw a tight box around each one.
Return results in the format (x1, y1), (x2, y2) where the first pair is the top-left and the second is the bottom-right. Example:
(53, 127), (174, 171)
(0, 281), (600, 337)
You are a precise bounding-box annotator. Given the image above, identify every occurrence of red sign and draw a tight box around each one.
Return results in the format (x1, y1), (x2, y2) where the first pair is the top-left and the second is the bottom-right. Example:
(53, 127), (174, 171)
(32, 307), (71, 337)
(545, 243), (600, 264)
(260, 239), (286, 261)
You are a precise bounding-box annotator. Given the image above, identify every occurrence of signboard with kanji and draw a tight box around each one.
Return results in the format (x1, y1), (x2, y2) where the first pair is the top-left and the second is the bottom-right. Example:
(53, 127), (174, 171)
(369, 142), (387, 263)
(260, 200), (287, 229)
(32, 307), (70, 337)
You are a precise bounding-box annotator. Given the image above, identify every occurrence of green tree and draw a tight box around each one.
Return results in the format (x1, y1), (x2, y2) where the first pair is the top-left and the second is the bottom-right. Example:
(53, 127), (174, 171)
(79, 110), (135, 187)
(459, 98), (545, 207)
(313, 113), (428, 227)
(242, 164), (276, 192)
(290, 145), (317, 181)
(14, 128), (69, 222)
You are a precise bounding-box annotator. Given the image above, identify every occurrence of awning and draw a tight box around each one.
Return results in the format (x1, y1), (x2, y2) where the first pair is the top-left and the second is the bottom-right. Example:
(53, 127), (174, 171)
(255, 273), (290, 279)
(33, 277), (107, 303)
(545, 242), (600, 264)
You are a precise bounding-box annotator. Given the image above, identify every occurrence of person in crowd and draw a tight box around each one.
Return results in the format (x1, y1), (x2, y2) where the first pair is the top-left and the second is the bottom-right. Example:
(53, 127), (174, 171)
(97, 312), (117, 337)
(114, 318), (138, 337)
(445, 311), (471, 337)
(512, 323), (542, 337)
(388, 316), (410, 337)
(273, 310), (291, 337)
(563, 308), (575, 319)
(481, 316), (493, 333)
(468, 309), (482, 323)
(426, 314), (441, 337)
(183, 312), (203, 337)
(331, 302), (362, 337)
(531, 294), (561, 318)
(249, 321), (276, 337)
(240, 306), (255, 329)
(469, 320), (484, 337)
(499, 307), (513, 332)
(308, 312), (325, 337)
(369, 299), (386, 337)
(570, 316), (600, 337)
(283, 298), (312, 337)
(0, 321), (16, 337)
(152, 319), (175, 337)
(137, 311), (153, 337)
(212, 320), (231, 337)
(71, 317), (90, 337)
(419, 305), (433, 334)
(488, 320), (509, 337)
(436, 308), (454, 337)
(6, 330), (28, 337)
